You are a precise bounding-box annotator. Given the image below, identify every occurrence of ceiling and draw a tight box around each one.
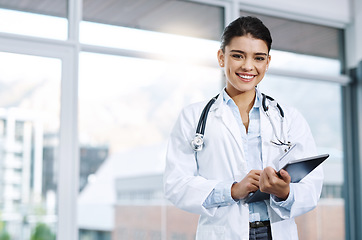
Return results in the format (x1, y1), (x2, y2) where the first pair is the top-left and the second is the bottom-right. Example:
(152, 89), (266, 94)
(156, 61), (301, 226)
(0, 0), (341, 59)
(0, 0), (224, 41)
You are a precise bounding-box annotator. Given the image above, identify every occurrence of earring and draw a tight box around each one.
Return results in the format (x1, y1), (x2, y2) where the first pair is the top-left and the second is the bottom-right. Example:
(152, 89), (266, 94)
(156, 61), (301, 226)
(220, 62), (224, 67)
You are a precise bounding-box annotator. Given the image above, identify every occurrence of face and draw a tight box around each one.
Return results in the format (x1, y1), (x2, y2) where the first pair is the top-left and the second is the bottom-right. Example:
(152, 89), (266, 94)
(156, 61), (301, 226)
(217, 34), (271, 97)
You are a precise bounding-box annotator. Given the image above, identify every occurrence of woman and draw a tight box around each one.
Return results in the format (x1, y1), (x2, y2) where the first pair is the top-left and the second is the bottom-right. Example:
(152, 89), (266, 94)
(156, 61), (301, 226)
(164, 16), (323, 240)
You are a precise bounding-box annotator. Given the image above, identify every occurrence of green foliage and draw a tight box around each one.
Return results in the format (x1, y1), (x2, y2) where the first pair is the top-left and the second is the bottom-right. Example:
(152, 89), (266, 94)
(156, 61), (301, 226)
(0, 212), (10, 240)
(0, 231), (10, 240)
(31, 223), (55, 240)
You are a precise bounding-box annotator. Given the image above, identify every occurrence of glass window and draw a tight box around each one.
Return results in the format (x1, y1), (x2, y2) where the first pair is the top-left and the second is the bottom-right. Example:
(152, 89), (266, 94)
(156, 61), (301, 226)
(0, 8), (67, 40)
(82, 0), (224, 40)
(80, 22), (219, 62)
(0, 52), (60, 240)
(259, 75), (344, 240)
(78, 4), (224, 238)
(269, 49), (341, 76)
(78, 51), (221, 239)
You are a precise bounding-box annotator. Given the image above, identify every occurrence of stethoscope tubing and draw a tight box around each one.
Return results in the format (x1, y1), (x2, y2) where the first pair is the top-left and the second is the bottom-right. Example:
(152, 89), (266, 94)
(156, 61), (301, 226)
(192, 93), (290, 152)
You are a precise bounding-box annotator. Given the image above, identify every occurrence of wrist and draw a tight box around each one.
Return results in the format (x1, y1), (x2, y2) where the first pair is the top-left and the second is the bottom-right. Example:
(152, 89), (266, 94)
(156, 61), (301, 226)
(231, 182), (241, 200)
(276, 186), (290, 200)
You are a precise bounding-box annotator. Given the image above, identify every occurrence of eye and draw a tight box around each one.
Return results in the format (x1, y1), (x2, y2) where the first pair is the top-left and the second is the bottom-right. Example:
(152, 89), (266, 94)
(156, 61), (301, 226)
(255, 56), (266, 61)
(231, 54), (243, 59)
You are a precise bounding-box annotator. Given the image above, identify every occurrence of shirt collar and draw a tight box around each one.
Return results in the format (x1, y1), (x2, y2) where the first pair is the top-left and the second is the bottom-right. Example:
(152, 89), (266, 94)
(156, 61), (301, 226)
(222, 87), (261, 109)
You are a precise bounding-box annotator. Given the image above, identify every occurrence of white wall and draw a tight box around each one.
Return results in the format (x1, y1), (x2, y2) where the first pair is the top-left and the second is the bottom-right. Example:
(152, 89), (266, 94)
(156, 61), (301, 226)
(345, 0), (362, 68)
(236, 0), (350, 28)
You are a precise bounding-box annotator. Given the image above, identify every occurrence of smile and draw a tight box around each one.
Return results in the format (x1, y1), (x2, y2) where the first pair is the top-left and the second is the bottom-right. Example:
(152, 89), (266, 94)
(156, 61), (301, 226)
(236, 73), (255, 81)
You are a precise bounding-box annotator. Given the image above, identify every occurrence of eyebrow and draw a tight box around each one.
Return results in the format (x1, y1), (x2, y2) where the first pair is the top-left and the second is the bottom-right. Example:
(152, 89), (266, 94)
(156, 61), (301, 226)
(230, 50), (268, 56)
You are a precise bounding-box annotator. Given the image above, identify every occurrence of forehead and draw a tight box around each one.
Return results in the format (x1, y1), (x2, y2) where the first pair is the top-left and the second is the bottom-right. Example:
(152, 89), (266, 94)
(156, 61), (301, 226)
(225, 35), (268, 53)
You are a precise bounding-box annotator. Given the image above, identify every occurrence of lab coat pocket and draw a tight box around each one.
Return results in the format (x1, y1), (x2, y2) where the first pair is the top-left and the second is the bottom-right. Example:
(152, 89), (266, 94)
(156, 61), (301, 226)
(196, 225), (225, 240)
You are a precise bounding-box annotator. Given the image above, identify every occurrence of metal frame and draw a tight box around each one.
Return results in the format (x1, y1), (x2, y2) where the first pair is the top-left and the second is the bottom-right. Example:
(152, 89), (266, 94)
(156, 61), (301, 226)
(0, 33), (78, 240)
(342, 61), (362, 240)
(0, 0), (81, 239)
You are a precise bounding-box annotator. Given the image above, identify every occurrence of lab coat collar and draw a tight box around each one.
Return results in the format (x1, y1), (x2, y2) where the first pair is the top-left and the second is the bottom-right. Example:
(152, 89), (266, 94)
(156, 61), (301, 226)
(211, 87), (261, 115)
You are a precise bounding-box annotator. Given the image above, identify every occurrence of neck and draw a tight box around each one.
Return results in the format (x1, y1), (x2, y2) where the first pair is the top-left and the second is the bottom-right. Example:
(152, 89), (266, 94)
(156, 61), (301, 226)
(226, 88), (256, 112)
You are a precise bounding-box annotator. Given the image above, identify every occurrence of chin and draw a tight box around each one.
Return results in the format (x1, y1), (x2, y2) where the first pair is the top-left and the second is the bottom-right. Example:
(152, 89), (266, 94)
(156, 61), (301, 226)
(235, 84), (257, 93)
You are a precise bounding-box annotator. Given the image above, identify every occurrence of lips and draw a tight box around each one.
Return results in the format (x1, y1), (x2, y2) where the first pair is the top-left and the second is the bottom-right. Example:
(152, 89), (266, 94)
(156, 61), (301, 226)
(236, 73), (255, 82)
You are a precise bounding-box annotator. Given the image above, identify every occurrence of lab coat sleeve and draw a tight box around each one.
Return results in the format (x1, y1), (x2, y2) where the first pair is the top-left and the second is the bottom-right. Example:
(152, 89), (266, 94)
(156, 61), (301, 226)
(270, 107), (324, 219)
(163, 105), (220, 217)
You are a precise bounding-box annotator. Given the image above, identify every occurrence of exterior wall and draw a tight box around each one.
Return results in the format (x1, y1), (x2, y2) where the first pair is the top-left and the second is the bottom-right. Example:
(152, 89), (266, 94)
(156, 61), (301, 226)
(296, 200), (345, 240)
(113, 205), (198, 240)
(113, 201), (344, 240)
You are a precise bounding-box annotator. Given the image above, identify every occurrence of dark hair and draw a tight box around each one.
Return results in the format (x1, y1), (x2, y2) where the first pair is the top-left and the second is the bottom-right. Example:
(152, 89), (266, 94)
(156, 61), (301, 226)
(220, 16), (272, 53)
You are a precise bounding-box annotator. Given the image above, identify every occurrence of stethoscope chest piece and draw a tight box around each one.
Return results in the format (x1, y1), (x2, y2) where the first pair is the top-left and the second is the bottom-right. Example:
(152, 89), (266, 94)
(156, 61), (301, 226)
(191, 133), (204, 152)
(191, 95), (218, 152)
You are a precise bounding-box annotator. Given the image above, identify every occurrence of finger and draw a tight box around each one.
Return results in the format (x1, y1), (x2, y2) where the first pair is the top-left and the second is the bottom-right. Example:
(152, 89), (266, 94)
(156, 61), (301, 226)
(254, 170), (262, 175)
(262, 167), (275, 182)
(259, 171), (270, 189)
(249, 169), (262, 177)
(248, 171), (261, 181)
(279, 169), (291, 183)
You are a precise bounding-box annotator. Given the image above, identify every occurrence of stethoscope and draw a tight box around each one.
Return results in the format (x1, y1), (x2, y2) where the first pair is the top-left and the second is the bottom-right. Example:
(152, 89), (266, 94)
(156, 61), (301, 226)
(191, 93), (292, 152)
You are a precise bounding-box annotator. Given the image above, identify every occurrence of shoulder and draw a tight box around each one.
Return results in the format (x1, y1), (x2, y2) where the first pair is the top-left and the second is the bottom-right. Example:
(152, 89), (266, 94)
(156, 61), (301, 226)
(277, 101), (313, 135)
(172, 99), (210, 131)
(179, 100), (208, 120)
(281, 104), (304, 121)
(268, 96), (305, 122)
(265, 96), (310, 129)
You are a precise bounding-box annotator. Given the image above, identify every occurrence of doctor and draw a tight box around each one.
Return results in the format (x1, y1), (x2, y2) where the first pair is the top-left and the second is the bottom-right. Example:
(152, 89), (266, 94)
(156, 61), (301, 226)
(164, 16), (323, 240)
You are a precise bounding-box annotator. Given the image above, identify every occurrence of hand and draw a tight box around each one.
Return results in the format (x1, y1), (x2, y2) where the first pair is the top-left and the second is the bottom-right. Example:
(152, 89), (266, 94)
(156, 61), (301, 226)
(259, 167), (291, 200)
(231, 170), (262, 200)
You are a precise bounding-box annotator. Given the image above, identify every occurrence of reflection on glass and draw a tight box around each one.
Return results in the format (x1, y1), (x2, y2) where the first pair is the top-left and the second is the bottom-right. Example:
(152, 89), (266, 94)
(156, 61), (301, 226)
(82, 0), (223, 41)
(0, 8), (67, 40)
(80, 21), (220, 62)
(0, 52), (60, 239)
(259, 75), (344, 240)
(269, 50), (341, 76)
(78, 52), (221, 239)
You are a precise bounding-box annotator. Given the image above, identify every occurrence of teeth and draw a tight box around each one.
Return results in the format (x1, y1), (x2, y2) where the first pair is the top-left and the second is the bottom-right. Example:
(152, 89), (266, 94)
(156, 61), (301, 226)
(238, 74), (254, 79)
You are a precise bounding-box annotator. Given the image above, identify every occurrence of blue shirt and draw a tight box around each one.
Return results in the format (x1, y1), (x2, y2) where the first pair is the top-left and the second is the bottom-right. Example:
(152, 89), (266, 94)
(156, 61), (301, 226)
(202, 89), (293, 222)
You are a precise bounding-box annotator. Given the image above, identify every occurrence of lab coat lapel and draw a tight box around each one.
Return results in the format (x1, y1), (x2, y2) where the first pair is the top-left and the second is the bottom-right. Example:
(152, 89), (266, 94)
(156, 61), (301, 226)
(210, 93), (245, 158)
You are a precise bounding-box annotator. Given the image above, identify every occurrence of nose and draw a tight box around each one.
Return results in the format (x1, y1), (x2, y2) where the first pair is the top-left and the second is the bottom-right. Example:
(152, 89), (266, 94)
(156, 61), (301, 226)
(241, 58), (254, 71)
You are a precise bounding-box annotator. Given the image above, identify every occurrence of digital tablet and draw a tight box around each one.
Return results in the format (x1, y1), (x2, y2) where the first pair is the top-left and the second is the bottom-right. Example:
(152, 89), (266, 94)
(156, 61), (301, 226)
(244, 153), (329, 204)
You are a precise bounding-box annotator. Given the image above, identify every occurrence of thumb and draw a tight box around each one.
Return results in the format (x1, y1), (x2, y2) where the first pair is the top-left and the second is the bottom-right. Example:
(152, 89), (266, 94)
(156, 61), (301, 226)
(279, 169), (291, 183)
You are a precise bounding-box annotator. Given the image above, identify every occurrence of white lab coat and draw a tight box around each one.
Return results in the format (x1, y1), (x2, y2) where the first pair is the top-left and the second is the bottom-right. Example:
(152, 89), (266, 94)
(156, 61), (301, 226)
(164, 89), (323, 240)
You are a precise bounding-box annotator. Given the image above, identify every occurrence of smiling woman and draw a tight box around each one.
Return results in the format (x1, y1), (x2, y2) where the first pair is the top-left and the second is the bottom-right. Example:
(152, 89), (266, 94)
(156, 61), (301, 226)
(164, 16), (324, 240)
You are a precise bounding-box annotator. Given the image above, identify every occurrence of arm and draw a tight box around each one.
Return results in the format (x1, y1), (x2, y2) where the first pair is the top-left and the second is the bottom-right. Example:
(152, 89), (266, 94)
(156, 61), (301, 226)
(163, 106), (220, 216)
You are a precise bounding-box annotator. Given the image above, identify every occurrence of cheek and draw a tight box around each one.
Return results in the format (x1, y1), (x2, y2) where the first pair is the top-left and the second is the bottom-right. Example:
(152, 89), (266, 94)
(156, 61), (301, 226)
(257, 65), (267, 74)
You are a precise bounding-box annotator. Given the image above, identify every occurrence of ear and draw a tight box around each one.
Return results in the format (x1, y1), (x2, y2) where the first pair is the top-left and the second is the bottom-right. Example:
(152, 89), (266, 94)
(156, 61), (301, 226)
(217, 49), (225, 67)
(266, 54), (271, 70)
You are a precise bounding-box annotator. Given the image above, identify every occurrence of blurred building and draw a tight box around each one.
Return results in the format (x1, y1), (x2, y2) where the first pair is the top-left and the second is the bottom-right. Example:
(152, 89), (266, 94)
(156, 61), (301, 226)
(42, 142), (109, 196)
(76, 143), (345, 240)
(0, 108), (44, 239)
